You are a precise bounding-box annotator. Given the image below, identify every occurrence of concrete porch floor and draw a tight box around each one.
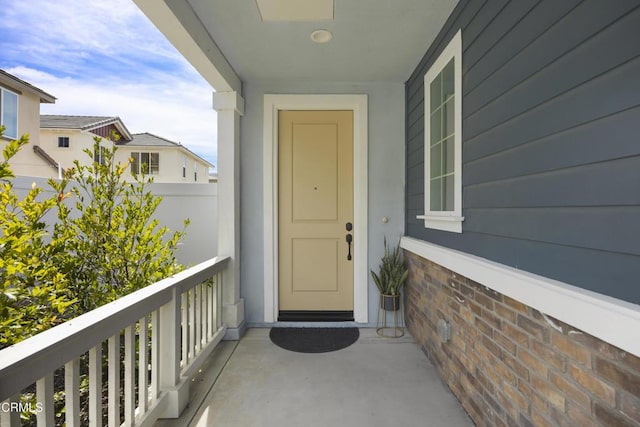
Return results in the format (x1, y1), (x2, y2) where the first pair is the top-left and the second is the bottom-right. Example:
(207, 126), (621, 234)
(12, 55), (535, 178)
(157, 328), (473, 427)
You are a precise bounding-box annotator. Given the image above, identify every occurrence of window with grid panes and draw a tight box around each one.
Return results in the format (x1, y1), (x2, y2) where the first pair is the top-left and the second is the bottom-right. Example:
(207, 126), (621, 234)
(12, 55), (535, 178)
(418, 29), (464, 233)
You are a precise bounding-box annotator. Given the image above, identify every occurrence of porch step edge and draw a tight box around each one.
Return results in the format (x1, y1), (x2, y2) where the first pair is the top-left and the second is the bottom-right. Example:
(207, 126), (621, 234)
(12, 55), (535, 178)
(154, 340), (238, 427)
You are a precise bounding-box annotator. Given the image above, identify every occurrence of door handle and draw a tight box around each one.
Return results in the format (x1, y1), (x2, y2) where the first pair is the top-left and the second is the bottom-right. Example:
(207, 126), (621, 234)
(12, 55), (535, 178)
(346, 234), (353, 261)
(346, 222), (353, 232)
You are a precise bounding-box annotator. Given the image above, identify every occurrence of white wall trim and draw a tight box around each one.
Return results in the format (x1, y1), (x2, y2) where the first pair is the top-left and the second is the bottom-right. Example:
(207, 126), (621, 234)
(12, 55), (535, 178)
(401, 236), (640, 358)
(263, 94), (368, 323)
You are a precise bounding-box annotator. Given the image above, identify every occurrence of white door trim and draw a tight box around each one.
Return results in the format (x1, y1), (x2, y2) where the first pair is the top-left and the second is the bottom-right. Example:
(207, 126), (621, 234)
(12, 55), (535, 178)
(263, 94), (368, 323)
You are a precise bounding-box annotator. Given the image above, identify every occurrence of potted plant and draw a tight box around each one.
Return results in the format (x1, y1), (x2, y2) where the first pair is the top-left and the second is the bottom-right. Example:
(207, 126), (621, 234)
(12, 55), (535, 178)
(371, 237), (408, 311)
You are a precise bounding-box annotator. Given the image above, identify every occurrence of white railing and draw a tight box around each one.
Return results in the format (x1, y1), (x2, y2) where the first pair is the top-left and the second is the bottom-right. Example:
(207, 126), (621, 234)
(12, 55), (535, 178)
(0, 256), (229, 427)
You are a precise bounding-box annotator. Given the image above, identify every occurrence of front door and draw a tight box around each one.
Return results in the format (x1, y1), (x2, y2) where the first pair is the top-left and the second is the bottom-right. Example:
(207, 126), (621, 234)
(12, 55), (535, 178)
(278, 110), (354, 318)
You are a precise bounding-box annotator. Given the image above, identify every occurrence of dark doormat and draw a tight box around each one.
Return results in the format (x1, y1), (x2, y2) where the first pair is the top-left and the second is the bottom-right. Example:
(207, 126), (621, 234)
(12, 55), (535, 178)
(269, 327), (359, 353)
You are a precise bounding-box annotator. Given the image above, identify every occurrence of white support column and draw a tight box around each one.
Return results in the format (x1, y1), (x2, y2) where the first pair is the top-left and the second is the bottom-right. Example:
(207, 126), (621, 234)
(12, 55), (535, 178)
(213, 91), (245, 339)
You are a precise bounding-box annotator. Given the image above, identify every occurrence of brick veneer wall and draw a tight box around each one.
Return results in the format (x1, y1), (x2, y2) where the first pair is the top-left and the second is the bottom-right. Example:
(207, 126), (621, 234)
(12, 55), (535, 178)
(404, 251), (640, 427)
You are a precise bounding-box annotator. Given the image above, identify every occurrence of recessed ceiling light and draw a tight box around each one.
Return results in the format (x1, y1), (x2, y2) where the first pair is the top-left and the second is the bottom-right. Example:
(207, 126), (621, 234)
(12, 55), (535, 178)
(311, 29), (333, 43)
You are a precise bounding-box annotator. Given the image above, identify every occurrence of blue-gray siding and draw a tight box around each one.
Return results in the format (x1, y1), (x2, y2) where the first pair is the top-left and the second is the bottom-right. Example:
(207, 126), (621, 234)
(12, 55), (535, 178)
(405, 0), (640, 304)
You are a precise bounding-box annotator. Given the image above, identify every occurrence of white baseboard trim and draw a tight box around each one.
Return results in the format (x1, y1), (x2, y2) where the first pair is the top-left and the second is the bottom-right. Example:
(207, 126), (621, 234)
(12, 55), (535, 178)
(400, 236), (640, 358)
(223, 320), (247, 341)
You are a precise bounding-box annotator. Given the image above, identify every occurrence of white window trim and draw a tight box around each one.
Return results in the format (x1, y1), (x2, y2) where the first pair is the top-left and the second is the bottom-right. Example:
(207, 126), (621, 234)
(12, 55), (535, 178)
(0, 87), (19, 140)
(418, 29), (464, 233)
(401, 236), (640, 358)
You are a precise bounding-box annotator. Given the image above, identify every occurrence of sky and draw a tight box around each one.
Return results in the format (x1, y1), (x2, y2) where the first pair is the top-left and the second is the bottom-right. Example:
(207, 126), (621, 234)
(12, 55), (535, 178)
(0, 0), (218, 168)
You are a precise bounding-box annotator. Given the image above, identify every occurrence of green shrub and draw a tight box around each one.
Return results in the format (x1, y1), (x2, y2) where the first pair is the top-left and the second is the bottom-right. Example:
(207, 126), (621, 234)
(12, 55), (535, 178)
(50, 138), (188, 314)
(1, 130), (188, 345)
(0, 127), (74, 348)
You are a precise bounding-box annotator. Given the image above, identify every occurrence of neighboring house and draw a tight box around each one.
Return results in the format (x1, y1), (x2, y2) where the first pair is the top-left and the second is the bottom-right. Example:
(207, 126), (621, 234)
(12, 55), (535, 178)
(40, 115), (132, 174)
(126, 1), (640, 425)
(115, 132), (213, 183)
(0, 69), (57, 178)
(40, 116), (212, 183)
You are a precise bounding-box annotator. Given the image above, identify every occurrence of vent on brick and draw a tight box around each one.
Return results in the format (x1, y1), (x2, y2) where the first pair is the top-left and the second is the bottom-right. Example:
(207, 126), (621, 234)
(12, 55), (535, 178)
(437, 319), (451, 343)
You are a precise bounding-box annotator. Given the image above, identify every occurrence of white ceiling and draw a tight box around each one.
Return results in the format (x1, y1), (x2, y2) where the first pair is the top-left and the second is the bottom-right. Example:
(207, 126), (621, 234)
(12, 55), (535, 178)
(256, 0), (335, 22)
(186, 0), (458, 83)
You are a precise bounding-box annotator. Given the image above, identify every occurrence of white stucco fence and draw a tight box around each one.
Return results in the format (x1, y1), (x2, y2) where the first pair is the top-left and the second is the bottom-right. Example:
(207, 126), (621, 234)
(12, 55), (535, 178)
(12, 176), (217, 266)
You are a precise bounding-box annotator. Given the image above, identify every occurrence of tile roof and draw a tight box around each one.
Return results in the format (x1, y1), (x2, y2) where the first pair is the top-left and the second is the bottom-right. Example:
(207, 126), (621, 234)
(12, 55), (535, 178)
(40, 115), (132, 141)
(120, 133), (213, 167)
(124, 132), (180, 147)
(0, 69), (56, 103)
(40, 115), (119, 130)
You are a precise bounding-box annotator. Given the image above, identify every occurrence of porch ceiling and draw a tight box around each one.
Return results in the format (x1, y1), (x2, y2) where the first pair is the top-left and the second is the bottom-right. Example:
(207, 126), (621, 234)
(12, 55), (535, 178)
(185, 0), (458, 83)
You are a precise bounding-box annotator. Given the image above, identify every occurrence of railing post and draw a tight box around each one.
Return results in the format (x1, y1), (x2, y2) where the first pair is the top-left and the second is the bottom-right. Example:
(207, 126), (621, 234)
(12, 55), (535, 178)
(138, 316), (149, 414)
(108, 335), (120, 427)
(0, 395), (20, 427)
(36, 373), (54, 426)
(123, 325), (135, 425)
(65, 359), (80, 427)
(88, 345), (102, 427)
(158, 288), (189, 418)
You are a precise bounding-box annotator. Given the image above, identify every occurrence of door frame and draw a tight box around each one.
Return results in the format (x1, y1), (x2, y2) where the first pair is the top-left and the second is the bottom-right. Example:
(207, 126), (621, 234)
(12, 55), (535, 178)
(263, 94), (368, 323)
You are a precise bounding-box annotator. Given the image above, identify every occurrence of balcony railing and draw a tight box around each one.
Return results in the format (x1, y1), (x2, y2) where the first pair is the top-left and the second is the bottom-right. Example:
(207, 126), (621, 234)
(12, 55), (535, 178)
(0, 256), (229, 427)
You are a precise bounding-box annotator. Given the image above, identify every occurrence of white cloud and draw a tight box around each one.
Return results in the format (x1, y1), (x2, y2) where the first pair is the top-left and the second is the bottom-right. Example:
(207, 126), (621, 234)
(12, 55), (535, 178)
(2, 0), (182, 74)
(8, 66), (218, 165)
(1, 0), (218, 166)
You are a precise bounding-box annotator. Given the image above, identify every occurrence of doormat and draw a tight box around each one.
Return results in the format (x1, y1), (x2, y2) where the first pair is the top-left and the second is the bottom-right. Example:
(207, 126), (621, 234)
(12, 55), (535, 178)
(269, 327), (359, 353)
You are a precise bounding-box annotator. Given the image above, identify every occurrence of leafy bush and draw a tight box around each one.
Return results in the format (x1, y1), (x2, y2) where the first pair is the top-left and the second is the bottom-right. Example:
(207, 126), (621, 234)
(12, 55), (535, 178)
(51, 138), (189, 314)
(0, 127), (74, 349)
(1, 130), (189, 426)
(0, 130), (188, 345)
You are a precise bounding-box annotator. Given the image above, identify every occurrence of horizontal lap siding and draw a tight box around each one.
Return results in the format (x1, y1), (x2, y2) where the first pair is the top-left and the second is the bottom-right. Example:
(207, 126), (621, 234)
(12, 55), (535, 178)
(405, 0), (640, 304)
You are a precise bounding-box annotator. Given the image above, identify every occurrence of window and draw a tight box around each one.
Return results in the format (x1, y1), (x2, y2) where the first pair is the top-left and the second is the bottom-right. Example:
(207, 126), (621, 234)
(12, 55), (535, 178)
(58, 136), (70, 148)
(147, 152), (159, 174)
(0, 88), (18, 139)
(417, 29), (464, 233)
(194, 161), (197, 181)
(182, 156), (186, 178)
(93, 146), (107, 165)
(130, 152), (159, 174)
(131, 152), (139, 174)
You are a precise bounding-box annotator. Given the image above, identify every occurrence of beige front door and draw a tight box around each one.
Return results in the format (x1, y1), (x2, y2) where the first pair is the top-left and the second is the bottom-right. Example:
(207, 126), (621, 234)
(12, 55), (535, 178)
(278, 110), (354, 312)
